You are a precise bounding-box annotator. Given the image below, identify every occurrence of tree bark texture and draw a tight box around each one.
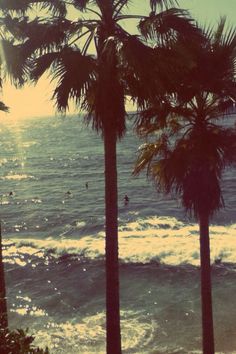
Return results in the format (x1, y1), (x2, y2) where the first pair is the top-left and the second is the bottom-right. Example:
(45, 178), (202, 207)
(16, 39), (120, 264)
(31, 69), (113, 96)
(104, 126), (122, 354)
(199, 214), (214, 354)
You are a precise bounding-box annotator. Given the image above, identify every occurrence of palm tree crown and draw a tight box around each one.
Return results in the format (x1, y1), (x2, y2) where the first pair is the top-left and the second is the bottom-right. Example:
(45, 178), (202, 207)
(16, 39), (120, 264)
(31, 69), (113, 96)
(134, 18), (236, 218)
(0, 0), (200, 125)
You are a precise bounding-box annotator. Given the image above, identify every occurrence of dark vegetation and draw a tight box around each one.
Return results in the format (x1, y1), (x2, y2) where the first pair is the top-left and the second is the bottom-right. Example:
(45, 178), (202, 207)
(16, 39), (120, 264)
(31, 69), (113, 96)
(0, 328), (49, 354)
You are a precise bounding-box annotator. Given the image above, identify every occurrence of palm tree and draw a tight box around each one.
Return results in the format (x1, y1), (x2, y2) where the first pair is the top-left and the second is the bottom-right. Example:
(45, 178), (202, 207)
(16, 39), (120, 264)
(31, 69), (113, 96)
(133, 19), (236, 354)
(0, 1), (200, 352)
(0, 80), (9, 330)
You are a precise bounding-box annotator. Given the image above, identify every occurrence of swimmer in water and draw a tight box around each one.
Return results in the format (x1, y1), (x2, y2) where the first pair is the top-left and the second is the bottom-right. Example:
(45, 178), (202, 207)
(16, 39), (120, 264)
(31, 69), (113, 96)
(124, 194), (129, 205)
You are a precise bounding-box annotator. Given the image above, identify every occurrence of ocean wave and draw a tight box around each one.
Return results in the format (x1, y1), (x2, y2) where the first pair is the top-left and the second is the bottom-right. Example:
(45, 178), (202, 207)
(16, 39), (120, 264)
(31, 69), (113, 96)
(12, 305), (233, 354)
(31, 310), (155, 354)
(3, 216), (236, 267)
(1, 174), (35, 181)
(0, 157), (25, 167)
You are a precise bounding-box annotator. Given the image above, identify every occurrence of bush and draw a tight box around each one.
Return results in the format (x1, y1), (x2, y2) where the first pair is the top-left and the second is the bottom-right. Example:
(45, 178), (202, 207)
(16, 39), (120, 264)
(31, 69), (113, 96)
(0, 328), (49, 354)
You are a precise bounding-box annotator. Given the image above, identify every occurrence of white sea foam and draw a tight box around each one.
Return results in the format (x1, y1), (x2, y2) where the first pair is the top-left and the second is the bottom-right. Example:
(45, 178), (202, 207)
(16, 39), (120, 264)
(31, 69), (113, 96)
(31, 198), (42, 204)
(10, 293), (48, 319)
(76, 221), (86, 228)
(0, 158), (8, 166)
(33, 310), (155, 354)
(3, 216), (236, 267)
(11, 305), (47, 317)
(26, 308), (233, 354)
(20, 141), (37, 148)
(0, 200), (10, 205)
(2, 174), (35, 181)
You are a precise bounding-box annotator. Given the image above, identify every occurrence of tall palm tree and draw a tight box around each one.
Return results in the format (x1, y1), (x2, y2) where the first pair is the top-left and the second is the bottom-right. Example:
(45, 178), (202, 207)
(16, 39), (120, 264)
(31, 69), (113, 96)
(0, 0), (200, 352)
(0, 77), (9, 330)
(133, 18), (236, 354)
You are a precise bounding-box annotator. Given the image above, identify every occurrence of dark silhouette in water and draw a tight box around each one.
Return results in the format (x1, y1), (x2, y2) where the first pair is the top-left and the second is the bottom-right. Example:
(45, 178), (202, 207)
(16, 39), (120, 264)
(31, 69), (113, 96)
(85, 182), (88, 190)
(214, 258), (222, 265)
(124, 194), (129, 206)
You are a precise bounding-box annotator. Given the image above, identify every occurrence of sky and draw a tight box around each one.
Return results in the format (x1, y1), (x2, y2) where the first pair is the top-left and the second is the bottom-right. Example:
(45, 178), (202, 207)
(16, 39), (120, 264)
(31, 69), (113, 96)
(1, 0), (236, 122)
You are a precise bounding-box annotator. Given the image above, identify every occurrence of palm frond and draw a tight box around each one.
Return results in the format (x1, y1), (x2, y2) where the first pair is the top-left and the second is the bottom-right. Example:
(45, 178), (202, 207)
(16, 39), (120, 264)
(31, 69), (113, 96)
(134, 124), (232, 217)
(0, 0), (32, 15)
(0, 101), (9, 112)
(19, 17), (78, 57)
(34, 0), (67, 16)
(135, 101), (172, 133)
(201, 23), (214, 43)
(120, 33), (168, 105)
(150, 0), (179, 12)
(71, 0), (93, 11)
(139, 8), (201, 45)
(1, 15), (28, 41)
(213, 97), (236, 116)
(0, 39), (32, 86)
(133, 136), (169, 176)
(213, 16), (227, 46)
(2, 15), (79, 44)
(0, 0), (66, 16)
(221, 25), (236, 48)
(211, 17), (236, 50)
(31, 52), (62, 81)
(51, 48), (96, 111)
(113, 0), (130, 18)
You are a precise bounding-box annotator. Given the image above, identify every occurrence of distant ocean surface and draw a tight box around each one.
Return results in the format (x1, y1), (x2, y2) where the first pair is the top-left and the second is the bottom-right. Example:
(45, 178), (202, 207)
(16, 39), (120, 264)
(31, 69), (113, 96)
(0, 115), (236, 354)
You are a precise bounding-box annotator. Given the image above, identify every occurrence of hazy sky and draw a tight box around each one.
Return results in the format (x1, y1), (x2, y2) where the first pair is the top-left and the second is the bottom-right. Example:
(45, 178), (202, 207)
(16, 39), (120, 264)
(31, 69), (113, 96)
(1, 0), (236, 122)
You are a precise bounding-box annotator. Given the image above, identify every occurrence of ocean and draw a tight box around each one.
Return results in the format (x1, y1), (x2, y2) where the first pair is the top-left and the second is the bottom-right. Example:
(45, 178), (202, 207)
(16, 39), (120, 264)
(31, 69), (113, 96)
(0, 115), (236, 354)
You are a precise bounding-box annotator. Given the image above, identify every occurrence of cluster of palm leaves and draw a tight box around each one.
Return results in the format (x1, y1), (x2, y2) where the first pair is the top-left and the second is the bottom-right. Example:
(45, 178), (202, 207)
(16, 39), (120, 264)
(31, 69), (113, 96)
(0, 1), (235, 353)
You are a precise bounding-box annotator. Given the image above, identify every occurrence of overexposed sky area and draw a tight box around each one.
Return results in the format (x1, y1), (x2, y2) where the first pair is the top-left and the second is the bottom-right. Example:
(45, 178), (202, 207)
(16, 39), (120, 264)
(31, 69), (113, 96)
(1, 0), (236, 123)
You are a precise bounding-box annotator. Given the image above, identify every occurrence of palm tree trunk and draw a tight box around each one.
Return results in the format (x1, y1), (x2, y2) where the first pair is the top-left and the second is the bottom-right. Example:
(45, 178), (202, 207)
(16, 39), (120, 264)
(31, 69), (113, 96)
(0, 222), (8, 329)
(104, 126), (122, 354)
(199, 214), (214, 354)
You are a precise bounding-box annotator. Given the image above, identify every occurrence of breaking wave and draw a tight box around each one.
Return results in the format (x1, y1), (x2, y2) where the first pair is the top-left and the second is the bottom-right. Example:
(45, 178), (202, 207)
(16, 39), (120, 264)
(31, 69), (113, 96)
(3, 216), (236, 267)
